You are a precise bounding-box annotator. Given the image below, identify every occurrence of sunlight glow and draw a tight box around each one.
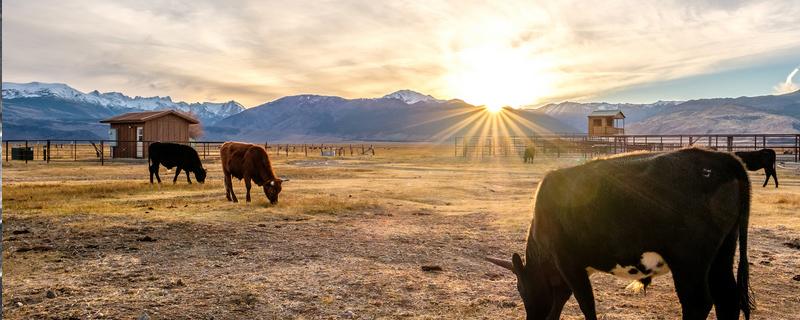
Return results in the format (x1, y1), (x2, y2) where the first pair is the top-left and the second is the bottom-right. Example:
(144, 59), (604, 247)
(443, 32), (560, 108)
(484, 104), (504, 113)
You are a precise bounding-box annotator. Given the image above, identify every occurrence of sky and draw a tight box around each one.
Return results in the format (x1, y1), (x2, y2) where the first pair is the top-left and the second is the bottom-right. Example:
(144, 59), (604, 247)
(3, 0), (800, 107)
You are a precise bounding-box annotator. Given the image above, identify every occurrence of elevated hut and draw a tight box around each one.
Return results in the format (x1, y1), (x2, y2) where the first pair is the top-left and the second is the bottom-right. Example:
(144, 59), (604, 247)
(588, 110), (625, 136)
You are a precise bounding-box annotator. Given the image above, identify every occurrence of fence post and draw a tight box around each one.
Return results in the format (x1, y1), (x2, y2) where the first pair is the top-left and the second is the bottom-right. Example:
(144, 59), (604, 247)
(74, 141), (77, 161)
(46, 140), (51, 163)
(304, 144), (308, 157)
(286, 144), (289, 157)
(4, 140), (8, 162)
(100, 140), (104, 166)
(25, 140), (29, 164)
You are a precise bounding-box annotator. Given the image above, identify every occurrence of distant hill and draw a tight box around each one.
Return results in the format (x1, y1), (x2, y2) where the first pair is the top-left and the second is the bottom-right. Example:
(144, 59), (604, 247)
(535, 90), (800, 134)
(2, 82), (245, 140)
(207, 91), (571, 142)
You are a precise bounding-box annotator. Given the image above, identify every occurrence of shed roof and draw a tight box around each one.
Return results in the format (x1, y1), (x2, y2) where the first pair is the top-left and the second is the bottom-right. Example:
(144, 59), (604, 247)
(588, 109), (625, 118)
(100, 110), (199, 124)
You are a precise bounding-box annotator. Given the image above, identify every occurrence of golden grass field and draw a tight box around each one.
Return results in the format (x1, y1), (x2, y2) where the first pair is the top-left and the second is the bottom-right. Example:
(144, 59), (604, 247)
(3, 146), (800, 319)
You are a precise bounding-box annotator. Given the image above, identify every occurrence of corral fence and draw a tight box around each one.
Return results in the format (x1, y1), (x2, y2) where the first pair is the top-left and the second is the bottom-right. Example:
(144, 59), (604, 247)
(3, 140), (381, 165)
(455, 134), (800, 162)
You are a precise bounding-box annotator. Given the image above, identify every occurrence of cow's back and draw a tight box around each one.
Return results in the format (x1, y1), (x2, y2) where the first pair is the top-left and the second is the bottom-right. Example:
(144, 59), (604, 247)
(150, 142), (200, 169)
(531, 148), (748, 264)
(221, 142), (269, 180)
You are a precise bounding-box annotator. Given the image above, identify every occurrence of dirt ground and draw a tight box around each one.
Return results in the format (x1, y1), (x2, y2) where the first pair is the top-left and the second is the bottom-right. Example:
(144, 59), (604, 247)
(3, 147), (800, 319)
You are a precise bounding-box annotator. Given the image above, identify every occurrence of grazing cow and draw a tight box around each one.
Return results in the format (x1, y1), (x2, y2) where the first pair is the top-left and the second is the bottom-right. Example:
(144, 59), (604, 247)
(487, 148), (753, 320)
(523, 146), (535, 163)
(148, 142), (207, 184)
(735, 148), (778, 188)
(220, 142), (284, 204)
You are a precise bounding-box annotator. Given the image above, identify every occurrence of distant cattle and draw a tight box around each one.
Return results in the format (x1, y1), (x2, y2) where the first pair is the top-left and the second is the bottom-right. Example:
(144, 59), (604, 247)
(488, 148), (753, 320)
(523, 147), (535, 163)
(735, 148), (778, 188)
(148, 142), (206, 184)
(220, 142), (284, 204)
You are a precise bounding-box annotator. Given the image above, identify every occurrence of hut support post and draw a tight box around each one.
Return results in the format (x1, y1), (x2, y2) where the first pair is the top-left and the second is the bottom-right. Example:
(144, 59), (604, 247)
(25, 140), (28, 164)
(4, 140), (8, 162)
(46, 140), (51, 163)
(100, 140), (104, 166)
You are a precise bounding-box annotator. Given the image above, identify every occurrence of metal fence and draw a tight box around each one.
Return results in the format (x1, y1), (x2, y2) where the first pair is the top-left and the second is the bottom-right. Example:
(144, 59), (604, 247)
(455, 134), (800, 162)
(3, 140), (380, 165)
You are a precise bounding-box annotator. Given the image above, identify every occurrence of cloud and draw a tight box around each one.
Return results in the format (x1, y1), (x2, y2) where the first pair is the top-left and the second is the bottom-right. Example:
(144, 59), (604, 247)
(3, 0), (800, 106)
(774, 67), (799, 94)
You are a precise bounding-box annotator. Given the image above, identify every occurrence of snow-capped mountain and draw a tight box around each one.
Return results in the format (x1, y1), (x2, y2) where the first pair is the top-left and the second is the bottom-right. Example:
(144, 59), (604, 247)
(3, 82), (245, 124)
(3, 82), (246, 139)
(382, 89), (441, 104)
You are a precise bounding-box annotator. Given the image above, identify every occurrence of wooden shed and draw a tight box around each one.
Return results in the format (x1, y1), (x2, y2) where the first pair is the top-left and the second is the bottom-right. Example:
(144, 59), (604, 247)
(100, 110), (199, 159)
(588, 110), (625, 136)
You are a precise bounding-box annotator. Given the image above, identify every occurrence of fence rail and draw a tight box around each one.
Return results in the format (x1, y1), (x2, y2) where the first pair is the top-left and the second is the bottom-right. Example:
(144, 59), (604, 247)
(3, 140), (379, 165)
(455, 134), (800, 162)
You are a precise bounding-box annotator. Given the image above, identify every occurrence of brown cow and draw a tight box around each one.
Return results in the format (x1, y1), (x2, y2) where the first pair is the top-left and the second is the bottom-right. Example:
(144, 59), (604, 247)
(220, 142), (284, 204)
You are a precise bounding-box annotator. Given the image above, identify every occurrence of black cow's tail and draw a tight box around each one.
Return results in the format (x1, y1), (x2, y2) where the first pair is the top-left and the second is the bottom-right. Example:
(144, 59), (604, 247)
(737, 167), (755, 319)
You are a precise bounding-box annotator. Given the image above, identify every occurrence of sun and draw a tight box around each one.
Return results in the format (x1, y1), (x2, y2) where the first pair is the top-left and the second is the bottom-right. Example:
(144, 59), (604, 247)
(484, 104), (504, 113)
(443, 42), (558, 108)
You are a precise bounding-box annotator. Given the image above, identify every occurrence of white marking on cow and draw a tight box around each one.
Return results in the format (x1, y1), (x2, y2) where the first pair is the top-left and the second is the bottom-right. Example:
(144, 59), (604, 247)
(584, 252), (670, 281)
(702, 168), (712, 178)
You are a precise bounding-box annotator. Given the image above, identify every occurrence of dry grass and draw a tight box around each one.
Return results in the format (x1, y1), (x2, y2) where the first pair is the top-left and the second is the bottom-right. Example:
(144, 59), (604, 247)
(3, 147), (800, 319)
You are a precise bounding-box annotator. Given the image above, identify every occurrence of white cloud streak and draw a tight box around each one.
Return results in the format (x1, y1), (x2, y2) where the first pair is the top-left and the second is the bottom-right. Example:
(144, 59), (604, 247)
(3, 0), (800, 106)
(774, 67), (799, 94)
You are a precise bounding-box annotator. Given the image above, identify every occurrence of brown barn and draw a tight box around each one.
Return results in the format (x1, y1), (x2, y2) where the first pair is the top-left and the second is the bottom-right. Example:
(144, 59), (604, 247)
(588, 109), (625, 136)
(100, 110), (199, 158)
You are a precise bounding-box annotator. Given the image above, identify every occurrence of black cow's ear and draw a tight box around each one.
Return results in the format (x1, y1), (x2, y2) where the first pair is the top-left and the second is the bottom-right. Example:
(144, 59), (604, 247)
(512, 253), (525, 276)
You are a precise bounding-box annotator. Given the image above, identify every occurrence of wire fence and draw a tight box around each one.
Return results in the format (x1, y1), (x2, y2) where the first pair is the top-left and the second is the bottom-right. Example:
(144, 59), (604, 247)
(455, 134), (800, 162)
(3, 140), (381, 165)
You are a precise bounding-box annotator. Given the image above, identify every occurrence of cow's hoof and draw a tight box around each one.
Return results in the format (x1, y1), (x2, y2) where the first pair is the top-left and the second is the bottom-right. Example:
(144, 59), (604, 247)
(232, 199), (238, 203)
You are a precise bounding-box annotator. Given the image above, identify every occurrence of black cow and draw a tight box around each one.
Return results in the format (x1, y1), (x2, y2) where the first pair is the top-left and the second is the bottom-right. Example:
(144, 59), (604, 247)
(735, 148), (777, 188)
(523, 146), (535, 163)
(488, 148), (753, 320)
(148, 142), (207, 184)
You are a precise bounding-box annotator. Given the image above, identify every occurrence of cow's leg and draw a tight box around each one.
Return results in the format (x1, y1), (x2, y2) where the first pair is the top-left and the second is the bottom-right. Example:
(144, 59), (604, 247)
(173, 167), (182, 184)
(225, 173), (237, 202)
(153, 162), (161, 184)
(672, 264), (713, 320)
(224, 173), (232, 201)
(767, 167), (778, 188)
(558, 266), (597, 320)
(186, 170), (192, 184)
(244, 177), (252, 202)
(546, 287), (572, 320)
(762, 169), (770, 187)
(149, 162), (155, 184)
(709, 231), (739, 320)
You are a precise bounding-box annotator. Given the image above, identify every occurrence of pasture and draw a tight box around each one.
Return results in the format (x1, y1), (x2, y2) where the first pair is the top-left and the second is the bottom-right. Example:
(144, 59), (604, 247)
(3, 146), (800, 319)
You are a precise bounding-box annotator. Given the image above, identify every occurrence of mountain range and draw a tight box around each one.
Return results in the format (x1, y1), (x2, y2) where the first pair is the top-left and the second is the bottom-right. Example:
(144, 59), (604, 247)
(534, 91), (800, 134)
(2, 82), (245, 139)
(209, 94), (567, 142)
(3, 81), (800, 141)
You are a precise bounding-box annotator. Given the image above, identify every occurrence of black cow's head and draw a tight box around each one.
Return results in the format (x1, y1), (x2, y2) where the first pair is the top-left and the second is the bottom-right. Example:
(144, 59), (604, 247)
(487, 252), (571, 320)
(193, 168), (207, 183)
(263, 178), (283, 204)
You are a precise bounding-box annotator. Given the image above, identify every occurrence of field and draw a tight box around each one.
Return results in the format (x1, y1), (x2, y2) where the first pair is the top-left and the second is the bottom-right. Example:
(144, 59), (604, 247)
(3, 146), (800, 319)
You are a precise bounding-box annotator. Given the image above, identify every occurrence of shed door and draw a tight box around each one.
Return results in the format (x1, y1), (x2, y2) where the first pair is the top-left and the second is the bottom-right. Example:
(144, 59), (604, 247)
(136, 127), (144, 158)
